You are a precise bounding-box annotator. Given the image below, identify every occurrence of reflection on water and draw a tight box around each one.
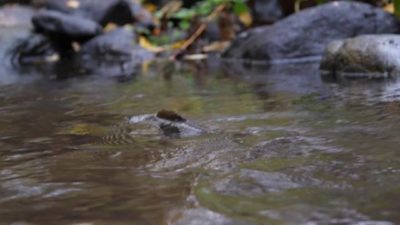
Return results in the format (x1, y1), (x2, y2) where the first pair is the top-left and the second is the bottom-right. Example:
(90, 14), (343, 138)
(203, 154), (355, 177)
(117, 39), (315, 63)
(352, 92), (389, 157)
(1, 60), (400, 225)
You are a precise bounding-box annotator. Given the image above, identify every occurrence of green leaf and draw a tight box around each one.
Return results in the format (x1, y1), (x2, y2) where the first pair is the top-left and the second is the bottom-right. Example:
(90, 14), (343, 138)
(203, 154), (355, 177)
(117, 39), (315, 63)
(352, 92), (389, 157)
(233, 1), (249, 15)
(395, 0), (400, 17)
(179, 20), (191, 30)
(172, 9), (196, 19)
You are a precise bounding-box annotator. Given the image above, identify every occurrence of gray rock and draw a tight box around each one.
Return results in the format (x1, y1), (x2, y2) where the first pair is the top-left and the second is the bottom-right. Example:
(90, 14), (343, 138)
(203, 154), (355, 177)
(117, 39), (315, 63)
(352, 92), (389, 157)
(223, 1), (400, 61)
(32, 10), (102, 42)
(320, 35), (400, 78)
(77, 27), (154, 78)
(80, 27), (135, 58)
(0, 0), (32, 5)
(10, 33), (58, 66)
(35, 0), (154, 28)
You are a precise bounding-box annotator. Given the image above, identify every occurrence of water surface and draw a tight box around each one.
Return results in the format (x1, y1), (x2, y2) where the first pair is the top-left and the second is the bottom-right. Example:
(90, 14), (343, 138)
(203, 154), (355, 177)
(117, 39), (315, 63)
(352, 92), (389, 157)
(0, 60), (400, 225)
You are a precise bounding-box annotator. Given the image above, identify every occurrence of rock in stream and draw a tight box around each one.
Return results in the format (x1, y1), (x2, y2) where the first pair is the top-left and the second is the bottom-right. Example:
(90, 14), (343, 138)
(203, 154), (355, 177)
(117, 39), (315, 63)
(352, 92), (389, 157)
(223, 1), (400, 62)
(35, 0), (154, 28)
(32, 9), (102, 42)
(320, 35), (400, 78)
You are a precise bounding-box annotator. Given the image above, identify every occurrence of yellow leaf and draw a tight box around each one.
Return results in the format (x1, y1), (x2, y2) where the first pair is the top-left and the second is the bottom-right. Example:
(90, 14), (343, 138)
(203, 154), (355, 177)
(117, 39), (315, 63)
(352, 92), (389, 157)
(143, 3), (158, 13)
(384, 3), (394, 13)
(104, 23), (118, 32)
(139, 36), (165, 52)
(170, 40), (186, 49)
(238, 12), (252, 27)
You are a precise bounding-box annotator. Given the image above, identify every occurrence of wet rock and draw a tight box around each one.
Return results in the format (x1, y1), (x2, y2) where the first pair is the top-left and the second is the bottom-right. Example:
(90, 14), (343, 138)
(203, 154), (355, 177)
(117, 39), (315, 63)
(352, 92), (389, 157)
(80, 27), (135, 58)
(173, 208), (249, 225)
(32, 10), (102, 42)
(77, 27), (153, 78)
(320, 35), (400, 78)
(10, 33), (59, 66)
(35, 0), (154, 28)
(223, 1), (400, 61)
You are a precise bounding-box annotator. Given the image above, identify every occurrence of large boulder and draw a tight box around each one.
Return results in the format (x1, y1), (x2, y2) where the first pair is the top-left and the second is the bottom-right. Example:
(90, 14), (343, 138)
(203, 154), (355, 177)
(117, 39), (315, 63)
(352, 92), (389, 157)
(34, 0), (154, 28)
(223, 1), (400, 61)
(320, 35), (400, 78)
(32, 10), (102, 42)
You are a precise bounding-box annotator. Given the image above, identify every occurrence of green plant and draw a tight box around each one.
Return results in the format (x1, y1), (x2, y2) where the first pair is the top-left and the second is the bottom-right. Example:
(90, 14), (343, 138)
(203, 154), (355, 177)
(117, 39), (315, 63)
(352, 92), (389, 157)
(157, 0), (249, 30)
(394, 0), (400, 17)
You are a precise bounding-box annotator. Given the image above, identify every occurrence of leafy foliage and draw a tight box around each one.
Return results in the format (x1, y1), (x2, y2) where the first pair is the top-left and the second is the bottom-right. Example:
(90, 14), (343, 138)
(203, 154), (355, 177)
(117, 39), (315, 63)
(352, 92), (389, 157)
(157, 0), (249, 30)
(394, 0), (400, 16)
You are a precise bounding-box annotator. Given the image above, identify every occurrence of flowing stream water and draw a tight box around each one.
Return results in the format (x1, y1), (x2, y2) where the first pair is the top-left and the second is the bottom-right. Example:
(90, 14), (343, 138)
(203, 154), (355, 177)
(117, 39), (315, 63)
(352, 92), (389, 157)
(0, 60), (400, 225)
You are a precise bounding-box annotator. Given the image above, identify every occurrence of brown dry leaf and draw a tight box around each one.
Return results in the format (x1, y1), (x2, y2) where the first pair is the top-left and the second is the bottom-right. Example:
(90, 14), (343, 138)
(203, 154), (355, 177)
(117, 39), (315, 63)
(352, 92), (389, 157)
(384, 3), (394, 13)
(202, 41), (230, 53)
(158, 1), (183, 17)
(143, 3), (158, 13)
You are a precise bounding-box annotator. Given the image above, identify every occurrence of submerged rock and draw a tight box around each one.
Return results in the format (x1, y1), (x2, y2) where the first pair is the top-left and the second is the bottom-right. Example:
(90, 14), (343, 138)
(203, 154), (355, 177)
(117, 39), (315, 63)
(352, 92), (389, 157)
(36, 0), (154, 28)
(223, 1), (400, 61)
(320, 35), (400, 78)
(32, 10), (102, 42)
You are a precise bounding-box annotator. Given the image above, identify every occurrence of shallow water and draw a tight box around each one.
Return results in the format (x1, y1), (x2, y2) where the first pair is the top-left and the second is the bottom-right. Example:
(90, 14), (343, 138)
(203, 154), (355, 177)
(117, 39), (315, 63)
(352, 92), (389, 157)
(0, 60), (400, 225)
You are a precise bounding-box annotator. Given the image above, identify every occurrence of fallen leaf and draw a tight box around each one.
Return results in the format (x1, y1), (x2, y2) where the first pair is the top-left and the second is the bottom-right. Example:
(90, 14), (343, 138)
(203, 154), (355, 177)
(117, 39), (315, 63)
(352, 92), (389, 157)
(384, 3), (394, 13)
(66, 0), (80, 9)
(139, 36), (165, 52)
(202, 41), (230, 53)
(238, 11), (252, 27)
